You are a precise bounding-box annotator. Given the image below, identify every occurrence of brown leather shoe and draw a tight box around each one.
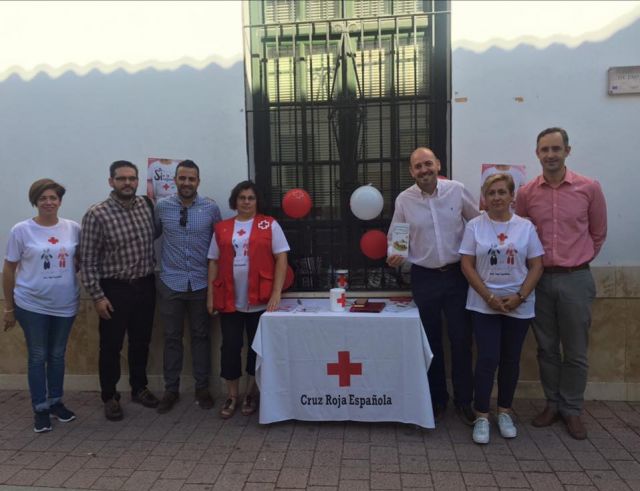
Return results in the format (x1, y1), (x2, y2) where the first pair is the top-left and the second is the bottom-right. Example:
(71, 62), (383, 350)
(104, 398), (123, 421)
(132, 388), (159, 408)
(564, 414), (587, 440)
(532, 406), (559, 427)
(157, 391), (179, 414)
(195, 388), (214, 410)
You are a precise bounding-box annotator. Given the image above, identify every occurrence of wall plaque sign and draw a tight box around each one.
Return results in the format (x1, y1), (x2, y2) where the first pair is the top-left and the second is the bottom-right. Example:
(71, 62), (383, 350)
(608, 66), (640, 95)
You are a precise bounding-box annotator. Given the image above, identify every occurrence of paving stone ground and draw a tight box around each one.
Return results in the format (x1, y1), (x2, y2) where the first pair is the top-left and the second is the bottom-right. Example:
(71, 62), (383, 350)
(2, 390), (640, 490)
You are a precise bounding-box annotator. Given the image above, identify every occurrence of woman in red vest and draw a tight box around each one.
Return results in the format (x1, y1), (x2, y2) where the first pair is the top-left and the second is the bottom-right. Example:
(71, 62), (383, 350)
(207, 181), (290, 419)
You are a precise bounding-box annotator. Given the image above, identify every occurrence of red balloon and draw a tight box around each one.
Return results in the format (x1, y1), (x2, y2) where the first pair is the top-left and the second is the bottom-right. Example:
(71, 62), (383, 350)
(282, 189), (312, 218)
(283, 265), (295, 291)
(360, 230), (388, 260)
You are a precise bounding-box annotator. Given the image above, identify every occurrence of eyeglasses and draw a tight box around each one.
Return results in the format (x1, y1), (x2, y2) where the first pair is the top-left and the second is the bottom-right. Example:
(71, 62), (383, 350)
(179, 206), (188, 227)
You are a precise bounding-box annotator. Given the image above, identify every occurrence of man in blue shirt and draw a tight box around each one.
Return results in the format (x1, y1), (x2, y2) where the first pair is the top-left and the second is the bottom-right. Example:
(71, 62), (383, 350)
(155, 160), (222, 413)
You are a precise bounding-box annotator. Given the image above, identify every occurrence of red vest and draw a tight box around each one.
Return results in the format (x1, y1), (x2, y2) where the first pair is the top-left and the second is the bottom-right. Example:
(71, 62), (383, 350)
(212, 214), (276, 313)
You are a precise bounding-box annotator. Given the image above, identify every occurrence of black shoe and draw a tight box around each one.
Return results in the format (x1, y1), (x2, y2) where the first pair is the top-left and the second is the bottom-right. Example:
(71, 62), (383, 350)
(195, 388), (214, 410)
(104, 398), (123, 421)
(49, 402), (76, 422)
(34, 411), (52, 433)
(433, 403), (447, 420)
(157, 391), (179, 414)
(131, 388), (159, 408)
(456, 404), (476, 426)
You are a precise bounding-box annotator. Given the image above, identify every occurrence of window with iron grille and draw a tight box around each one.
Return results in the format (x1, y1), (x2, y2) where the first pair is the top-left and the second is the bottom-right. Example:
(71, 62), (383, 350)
(244, 0), (450, 291)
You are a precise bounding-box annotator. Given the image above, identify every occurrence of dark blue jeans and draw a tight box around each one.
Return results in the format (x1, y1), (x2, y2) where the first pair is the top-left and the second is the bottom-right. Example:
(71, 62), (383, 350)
(15, 305), (75, 412)
(411, 264), (473, 408)
(472, 311), (530, 413)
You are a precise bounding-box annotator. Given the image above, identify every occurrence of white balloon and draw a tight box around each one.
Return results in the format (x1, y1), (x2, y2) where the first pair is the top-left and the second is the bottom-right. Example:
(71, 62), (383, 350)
(350, 185), (384, 220)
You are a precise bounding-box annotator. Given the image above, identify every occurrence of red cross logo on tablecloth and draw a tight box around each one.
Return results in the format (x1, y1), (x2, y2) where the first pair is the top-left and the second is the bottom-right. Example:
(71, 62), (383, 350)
(163, 183), (170, 190)
(48, 237), (59, 244)
(327, 351), (362, 387)
(335, 292), (346, 307)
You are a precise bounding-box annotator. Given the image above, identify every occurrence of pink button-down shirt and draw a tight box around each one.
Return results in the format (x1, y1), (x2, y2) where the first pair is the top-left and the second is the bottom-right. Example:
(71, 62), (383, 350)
(515, 169), (607, 268)
(389, 180), (480, 269)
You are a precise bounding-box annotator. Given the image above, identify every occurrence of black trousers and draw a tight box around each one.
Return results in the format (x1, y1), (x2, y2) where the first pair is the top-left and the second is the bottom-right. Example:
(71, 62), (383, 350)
(98, 275), (156, 402)
(219, 311), (263, 380)
(411, 264), (474, 408)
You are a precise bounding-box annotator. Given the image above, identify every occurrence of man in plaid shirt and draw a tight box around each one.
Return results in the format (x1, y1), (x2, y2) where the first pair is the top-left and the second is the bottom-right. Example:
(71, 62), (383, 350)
(154, 160), (222, 414)
(80, 160), (160, 421)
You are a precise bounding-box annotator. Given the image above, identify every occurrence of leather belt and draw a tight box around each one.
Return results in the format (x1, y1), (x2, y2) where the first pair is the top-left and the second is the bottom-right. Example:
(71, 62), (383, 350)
(544, 263), (590, 274)
(424, 262), (460, 273)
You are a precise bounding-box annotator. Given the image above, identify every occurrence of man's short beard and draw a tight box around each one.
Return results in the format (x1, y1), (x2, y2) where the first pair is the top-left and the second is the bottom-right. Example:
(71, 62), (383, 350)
(114, 188), (136, 200)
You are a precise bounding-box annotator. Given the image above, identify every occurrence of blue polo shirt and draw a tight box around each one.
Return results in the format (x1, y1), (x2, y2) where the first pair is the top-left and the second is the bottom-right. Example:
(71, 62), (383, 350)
(156, 194), (222, 292)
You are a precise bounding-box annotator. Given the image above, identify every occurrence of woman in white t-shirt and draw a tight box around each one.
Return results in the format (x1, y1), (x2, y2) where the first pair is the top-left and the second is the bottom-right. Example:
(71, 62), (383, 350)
(459, 174), (544, 445)
(3, 179), (80, 433)
(207, 181), (290, 419)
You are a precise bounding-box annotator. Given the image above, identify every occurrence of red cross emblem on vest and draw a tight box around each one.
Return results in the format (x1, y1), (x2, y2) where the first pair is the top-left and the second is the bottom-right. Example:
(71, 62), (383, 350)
(327, 351), (362, 387)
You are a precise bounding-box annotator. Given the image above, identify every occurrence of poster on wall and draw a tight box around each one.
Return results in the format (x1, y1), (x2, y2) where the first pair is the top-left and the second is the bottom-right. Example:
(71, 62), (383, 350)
(479, 164), (527, 211)
(147, 158), (181, 203)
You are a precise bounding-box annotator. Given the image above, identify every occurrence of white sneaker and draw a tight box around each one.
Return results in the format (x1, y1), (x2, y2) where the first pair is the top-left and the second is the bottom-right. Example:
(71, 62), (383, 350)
(497, 412), (517, 438)
(472, 417), (490, 444)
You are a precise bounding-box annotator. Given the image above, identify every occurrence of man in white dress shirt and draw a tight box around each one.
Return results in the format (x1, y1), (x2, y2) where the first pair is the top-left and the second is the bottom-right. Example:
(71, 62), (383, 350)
(387, 147), (480, 424)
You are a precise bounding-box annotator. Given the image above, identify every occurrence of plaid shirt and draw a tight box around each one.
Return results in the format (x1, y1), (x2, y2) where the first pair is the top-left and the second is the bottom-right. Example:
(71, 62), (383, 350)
(155, 194), (222, 292)
(80, 192), (156, 301)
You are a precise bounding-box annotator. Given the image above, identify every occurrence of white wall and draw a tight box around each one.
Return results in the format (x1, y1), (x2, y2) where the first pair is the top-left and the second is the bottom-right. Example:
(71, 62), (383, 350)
(1, 1), (639, 267)
(451, 3), (640, 266)
(0, 63), (248, 251)
(0, 2), (247, 260)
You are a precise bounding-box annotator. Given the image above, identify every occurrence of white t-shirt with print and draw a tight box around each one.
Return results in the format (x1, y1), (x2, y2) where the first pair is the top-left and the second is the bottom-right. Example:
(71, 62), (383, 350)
(459, 213), (544, 319)
(5, 218), (81, 317)
(208, 218), (290, 312)
(148, 160), (178, 201)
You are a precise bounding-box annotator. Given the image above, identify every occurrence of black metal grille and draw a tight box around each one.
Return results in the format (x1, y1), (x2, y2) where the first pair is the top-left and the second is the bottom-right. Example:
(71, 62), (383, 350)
(244, 0), (450, 291)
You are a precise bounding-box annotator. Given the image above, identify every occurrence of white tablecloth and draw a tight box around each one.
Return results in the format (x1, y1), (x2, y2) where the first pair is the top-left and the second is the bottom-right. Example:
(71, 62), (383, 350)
(252, 299), (434, 428)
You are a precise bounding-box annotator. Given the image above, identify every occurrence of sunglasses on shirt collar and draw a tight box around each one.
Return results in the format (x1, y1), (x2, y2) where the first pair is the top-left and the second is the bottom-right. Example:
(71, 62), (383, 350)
(179, 206), (188, 227)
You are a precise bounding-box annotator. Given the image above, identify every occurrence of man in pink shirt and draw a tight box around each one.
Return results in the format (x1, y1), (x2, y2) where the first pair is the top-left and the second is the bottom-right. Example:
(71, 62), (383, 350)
(516, 127), (607, 440)
(387, 147), (480, 425)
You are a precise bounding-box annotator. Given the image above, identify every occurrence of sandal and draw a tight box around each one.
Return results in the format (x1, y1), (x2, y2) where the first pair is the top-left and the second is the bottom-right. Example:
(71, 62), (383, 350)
(241, 394), (258, 416)
(241, 395), (258, 416)
(219, 397), (237, 419)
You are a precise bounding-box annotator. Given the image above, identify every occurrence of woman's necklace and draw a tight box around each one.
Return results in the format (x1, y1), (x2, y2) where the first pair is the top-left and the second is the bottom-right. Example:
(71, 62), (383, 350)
(487, 214), (512, 245)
